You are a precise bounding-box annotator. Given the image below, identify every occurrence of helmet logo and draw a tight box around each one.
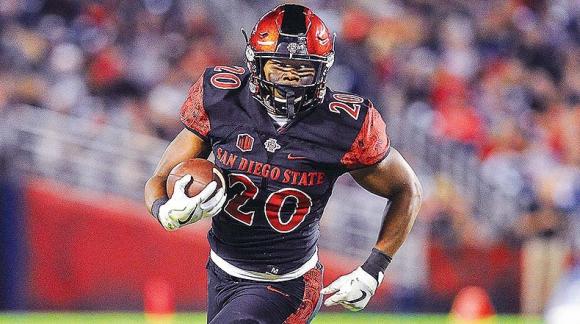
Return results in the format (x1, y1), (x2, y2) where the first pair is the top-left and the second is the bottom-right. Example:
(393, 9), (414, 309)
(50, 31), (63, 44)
(264, 138), (281, 153)
(287, 37), (307, 55)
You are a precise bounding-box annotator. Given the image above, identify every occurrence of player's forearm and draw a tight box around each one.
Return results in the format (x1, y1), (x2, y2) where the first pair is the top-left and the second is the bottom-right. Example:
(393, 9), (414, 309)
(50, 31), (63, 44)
(350, 149), (423, 257)
(144, 175), (169, 213)
(144, 128), (210, 213)
(374, 178), (422, 256)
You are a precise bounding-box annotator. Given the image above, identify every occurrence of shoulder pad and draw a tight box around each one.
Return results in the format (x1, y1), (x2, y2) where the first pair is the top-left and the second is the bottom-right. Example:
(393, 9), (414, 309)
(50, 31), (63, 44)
(320, 89), (375, 127)
(321, 89), (391, 170)
(202, 65), (249, 106)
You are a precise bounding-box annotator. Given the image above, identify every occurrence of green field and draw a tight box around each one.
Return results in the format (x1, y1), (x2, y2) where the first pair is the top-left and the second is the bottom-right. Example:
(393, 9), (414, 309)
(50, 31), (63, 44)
(0, 312), (542, 323)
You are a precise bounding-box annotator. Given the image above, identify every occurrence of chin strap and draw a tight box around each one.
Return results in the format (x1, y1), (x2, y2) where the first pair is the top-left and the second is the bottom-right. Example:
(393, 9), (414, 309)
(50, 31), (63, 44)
(286, 90), (296, 119)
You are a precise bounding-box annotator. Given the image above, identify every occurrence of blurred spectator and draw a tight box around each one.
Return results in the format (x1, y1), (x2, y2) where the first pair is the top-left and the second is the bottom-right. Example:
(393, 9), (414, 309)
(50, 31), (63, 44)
(422, 175), (490, 248)
(517, 197), (570, 315)
(545, 263), (580, 324)
(432, 72), (486, 152)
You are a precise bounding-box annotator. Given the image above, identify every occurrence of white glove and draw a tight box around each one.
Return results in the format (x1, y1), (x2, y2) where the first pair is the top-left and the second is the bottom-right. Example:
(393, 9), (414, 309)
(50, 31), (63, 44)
(158, 175), (227, 231)
(321, 267), (382, 311)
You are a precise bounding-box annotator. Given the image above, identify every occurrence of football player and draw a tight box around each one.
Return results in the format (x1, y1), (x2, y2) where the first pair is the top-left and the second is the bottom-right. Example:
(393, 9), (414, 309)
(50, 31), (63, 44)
(144, 4), (422, 323)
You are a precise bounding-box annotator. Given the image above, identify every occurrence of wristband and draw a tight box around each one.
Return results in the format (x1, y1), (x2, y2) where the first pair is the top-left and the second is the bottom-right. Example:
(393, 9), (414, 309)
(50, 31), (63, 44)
(151, 197), (169, 220)
(361, 248), (392, 282)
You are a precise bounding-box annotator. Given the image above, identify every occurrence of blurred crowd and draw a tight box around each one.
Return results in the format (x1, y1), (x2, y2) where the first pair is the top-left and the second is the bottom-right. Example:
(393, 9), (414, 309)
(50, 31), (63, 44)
(326, 0), (579, 260)
(0, 0), (578, 313)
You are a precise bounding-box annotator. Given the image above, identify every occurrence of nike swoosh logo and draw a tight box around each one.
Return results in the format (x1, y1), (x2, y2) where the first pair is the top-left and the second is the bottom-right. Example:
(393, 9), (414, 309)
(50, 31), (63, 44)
(179, 209), (195, 224)
(346, 291), (367, 303)
(287, 153), (307, 160)
(266, 285), (290, 297)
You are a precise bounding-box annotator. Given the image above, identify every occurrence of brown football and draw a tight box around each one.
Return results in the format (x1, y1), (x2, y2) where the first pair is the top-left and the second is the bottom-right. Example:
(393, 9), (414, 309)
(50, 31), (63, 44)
(166, 158), (226, 198)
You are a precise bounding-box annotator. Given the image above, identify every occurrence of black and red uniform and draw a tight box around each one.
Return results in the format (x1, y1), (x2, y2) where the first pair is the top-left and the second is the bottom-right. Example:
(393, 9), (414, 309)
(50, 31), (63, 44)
(180, 66), (390, 323)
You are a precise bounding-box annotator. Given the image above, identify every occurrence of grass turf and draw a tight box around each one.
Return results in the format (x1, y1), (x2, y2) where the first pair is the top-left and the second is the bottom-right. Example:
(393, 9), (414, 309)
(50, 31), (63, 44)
(0, 312), (542, 323)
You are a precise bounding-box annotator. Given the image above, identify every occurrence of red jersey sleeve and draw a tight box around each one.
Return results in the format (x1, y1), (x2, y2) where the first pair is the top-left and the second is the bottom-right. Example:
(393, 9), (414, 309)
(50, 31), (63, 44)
(180, 75), (210, 140)
(341, 104), (391, 170)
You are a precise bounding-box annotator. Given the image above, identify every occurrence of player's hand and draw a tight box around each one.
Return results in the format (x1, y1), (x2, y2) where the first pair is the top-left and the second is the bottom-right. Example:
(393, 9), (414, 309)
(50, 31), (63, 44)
(158, 175), (227, 231)
(321, 267), (381, 311)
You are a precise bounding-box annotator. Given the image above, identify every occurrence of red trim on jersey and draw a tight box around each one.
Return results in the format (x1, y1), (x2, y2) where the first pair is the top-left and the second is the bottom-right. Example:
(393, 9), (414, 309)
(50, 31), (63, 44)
(180, 76), (210, 139)
(340, 104), (390, 170)
(284, 266), (322, 324)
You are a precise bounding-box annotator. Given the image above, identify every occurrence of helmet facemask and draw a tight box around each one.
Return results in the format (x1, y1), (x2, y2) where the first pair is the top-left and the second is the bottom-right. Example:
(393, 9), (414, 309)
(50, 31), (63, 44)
(248, 51), (333, 118)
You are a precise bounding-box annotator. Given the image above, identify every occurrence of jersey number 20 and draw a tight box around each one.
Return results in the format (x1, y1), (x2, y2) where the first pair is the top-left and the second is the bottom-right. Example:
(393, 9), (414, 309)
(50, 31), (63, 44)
(328, 93), (363, 120)
(210, 66), (245, 90)
(223, 174), (312, 233)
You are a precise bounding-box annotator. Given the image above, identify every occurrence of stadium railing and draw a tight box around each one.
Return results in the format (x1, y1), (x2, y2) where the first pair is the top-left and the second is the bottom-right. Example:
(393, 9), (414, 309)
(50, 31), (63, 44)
(0, 103), (518, 255)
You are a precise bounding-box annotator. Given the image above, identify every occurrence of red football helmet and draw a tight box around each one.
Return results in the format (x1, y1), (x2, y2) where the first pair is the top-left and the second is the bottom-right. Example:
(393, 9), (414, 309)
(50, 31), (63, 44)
(244, 4), (335, 118)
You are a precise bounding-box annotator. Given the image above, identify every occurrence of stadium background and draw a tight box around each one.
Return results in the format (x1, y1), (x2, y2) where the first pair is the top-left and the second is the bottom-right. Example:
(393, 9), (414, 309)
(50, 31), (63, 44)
(0, 0), (578, 322)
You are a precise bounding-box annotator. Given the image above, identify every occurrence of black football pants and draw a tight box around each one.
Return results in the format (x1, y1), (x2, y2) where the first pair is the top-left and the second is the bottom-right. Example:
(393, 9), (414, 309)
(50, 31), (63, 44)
(206, 259), (323, 324)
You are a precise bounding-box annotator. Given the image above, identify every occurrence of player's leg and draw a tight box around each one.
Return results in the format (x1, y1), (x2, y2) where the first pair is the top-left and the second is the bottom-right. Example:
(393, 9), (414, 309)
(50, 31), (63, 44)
(207, 260), (238, 322)
(521, 238), (545, 314)
(207, 258), (293, 324)
(284, 264), (324, 323)
(208, 262), (323, 324)
(209, 290), (290, 324)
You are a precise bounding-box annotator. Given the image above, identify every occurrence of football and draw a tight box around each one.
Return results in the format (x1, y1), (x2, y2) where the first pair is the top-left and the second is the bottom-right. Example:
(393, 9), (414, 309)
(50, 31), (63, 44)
(166, 158), (226, 198)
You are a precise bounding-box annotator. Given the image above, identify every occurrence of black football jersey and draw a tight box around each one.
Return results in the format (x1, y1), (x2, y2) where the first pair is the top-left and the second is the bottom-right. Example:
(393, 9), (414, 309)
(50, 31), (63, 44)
(180, 65), (390, 275)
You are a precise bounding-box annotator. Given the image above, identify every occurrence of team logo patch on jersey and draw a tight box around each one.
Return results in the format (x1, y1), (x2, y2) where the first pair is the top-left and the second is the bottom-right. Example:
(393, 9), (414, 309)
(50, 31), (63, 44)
(236, 134), (254, 152)
(264, 138), (281, 153)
